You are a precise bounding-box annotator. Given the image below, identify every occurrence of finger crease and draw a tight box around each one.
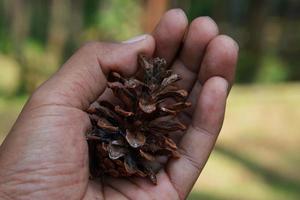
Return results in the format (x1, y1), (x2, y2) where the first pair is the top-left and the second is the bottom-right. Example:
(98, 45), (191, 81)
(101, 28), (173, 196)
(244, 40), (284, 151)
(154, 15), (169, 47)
(162, 169), (181, 200)
(179, 146), (202, 175)
(104, 182), (130, 200)
(178, 58), (199, 74)
(124, 178), (154, 200)
(190, 124), (217, 137)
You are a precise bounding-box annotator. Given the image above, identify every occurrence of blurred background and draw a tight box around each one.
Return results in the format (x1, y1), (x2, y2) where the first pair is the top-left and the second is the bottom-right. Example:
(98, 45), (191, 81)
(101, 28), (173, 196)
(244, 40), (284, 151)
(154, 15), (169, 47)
(0, 0), (299, 199)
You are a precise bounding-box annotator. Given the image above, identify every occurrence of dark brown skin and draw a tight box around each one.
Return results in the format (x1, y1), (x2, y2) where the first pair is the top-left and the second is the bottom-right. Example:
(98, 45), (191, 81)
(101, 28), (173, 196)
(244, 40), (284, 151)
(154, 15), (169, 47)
(0, 9), (238, 200)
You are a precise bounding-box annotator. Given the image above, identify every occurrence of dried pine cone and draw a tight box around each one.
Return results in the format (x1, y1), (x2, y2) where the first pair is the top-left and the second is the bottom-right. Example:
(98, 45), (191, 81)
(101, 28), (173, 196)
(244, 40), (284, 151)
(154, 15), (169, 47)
(86, 55), (191, 184)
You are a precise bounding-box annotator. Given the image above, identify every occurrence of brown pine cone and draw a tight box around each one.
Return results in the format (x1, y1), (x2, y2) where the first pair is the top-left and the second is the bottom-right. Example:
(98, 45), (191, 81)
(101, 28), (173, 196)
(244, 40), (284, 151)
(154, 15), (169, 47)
(86, 55), (191, 184)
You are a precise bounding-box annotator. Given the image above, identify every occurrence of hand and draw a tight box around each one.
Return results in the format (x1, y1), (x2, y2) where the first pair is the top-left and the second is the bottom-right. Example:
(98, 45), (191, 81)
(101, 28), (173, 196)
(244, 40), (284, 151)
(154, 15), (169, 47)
(0, 9), (238, 200)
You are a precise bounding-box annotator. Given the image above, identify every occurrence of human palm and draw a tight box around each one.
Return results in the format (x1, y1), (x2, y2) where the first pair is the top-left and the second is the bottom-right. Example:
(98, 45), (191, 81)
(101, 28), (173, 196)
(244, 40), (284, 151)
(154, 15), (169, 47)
(0, 9), (238, 200)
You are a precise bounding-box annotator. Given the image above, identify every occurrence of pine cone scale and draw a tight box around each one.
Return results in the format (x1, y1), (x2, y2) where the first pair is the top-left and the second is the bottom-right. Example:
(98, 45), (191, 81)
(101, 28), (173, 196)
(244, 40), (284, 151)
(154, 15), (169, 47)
(87, 55), (191, 184)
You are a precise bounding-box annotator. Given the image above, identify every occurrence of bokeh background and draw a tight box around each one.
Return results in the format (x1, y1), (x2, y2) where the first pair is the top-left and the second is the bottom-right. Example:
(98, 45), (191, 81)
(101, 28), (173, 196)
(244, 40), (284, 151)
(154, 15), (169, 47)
(0, 0), (300, 199)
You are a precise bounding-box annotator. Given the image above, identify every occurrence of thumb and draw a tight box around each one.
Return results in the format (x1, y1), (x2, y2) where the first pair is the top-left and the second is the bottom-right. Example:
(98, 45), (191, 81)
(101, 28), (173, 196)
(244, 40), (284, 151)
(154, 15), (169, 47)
(29, 34), (155, 110)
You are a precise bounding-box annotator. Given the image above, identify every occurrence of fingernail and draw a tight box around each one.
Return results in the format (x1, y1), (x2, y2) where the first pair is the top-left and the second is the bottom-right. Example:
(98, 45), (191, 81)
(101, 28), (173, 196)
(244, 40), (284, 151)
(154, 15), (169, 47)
(122, 34), (148, 44)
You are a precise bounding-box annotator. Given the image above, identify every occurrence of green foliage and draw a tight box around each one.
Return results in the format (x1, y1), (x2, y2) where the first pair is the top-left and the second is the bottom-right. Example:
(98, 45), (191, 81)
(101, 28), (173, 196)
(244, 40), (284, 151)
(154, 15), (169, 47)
(96, 0), (142, 41)
(236, 52), (260, 83)
(22, 39), (58, 92)
(0, 55), (20, 96)
(0, 0), (300, 96)
(187, 0), (214, 21)
(29, 1), (51, 46)
(0, 33), (13, 54)
(0, 2), (12, 54)
(84, 0), (102, 27)
(256, 54), (289, 83)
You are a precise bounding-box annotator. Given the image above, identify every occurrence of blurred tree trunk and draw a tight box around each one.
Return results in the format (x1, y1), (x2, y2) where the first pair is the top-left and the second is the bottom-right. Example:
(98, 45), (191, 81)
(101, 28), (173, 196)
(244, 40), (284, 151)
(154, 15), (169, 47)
(9, 0), (31, 94)
(279, 0), (300, 80)
(64, 0), (84, 59)
(238, 0), (268, 83)
(212, 0), (227, 22)
(170, 0), (189, 11)
(247, 0), (267, 59)
(46, 0), (71, 69)
(142, 0), (169, 33)
(10, 0), (30, 53)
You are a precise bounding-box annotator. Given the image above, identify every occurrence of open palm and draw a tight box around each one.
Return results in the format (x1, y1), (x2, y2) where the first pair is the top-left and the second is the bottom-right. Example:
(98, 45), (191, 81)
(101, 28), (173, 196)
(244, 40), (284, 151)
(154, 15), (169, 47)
(0, 9), (238, 200)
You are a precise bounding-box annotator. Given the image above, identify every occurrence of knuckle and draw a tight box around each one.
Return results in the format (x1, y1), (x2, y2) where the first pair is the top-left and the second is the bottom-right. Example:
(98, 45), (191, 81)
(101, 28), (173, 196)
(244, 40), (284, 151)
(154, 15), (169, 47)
(80, 41), (102, 52)
(29, 88), (45, 103)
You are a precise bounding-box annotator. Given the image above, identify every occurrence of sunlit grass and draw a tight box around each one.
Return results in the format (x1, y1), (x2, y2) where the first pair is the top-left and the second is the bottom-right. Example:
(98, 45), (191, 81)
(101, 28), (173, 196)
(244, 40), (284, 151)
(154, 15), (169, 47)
(0, 84), (299, 200)
(189, 83), (300, 200)
(0, 95), (28, 143)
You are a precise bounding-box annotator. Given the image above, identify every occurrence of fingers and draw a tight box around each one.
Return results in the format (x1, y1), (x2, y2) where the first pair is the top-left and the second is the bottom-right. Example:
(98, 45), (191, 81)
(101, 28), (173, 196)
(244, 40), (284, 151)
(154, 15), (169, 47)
(29, 35), (155, 110)
(199, 35), (239, 86)
(167, 77), (229, 199)
(184, 35), (239, 115)
(167, 34), (238, 198)
(152, 9), (188, 65)
(172, 17), (219, 91)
